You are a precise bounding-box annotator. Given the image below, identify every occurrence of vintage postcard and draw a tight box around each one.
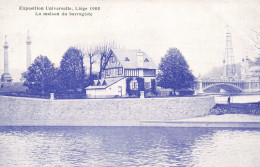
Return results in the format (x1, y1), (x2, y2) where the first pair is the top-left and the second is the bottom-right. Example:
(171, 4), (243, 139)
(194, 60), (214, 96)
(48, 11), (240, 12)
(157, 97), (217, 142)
(0, 0), (260, 166)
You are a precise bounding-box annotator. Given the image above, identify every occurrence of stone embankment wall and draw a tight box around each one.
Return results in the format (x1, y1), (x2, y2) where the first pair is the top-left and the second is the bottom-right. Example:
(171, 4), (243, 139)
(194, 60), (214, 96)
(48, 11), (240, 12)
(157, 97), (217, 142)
(0, 96), (215, 126)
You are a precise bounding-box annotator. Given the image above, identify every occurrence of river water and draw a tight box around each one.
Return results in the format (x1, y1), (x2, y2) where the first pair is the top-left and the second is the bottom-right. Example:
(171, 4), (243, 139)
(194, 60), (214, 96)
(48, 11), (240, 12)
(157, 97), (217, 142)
(0, 127), (259, 167)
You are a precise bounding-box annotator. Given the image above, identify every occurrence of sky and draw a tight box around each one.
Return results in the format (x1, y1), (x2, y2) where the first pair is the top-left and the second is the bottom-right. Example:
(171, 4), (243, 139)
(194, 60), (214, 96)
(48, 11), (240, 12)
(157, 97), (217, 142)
(0, 0), (260, 81)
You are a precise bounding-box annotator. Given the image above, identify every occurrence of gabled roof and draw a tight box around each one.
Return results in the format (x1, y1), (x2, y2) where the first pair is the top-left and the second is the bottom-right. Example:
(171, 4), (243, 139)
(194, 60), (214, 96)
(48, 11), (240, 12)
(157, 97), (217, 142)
(86, 77), (124, 90)
(111, 49), (157, 69)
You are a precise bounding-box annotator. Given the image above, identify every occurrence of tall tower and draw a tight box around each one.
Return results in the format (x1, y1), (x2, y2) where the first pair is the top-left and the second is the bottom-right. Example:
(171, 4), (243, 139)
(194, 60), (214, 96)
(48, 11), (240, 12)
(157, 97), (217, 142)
(222, 27), (236, 79)
(26, 31), (31, 69)
(1, 35), (12, 86)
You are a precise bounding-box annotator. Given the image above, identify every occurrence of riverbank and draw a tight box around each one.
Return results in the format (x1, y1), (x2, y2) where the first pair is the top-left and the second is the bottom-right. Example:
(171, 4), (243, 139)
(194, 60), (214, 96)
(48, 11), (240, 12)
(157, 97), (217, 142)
(210, 103), (260, 115)
(214, 94), (260, 104)
(141, 114), (260, 128)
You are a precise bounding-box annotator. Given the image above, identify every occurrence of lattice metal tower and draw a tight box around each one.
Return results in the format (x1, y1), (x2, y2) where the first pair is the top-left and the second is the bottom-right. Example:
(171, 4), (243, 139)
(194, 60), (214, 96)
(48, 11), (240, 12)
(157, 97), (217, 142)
(222, 28), (236, 78)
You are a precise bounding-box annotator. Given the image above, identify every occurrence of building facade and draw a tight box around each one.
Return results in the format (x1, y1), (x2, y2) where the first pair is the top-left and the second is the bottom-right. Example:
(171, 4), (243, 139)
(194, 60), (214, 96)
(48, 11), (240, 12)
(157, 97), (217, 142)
(241, 56), (260, 92)
(86, 49), (157, 98)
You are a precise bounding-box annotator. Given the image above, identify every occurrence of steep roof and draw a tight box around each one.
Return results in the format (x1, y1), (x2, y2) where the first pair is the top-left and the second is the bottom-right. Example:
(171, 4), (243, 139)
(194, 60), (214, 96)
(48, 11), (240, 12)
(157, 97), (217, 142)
(111, 49), (157, 69)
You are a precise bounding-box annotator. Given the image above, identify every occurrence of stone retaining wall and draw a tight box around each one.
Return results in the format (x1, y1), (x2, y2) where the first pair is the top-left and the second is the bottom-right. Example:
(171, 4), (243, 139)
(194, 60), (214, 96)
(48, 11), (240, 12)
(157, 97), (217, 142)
(0, 96), (215, 126)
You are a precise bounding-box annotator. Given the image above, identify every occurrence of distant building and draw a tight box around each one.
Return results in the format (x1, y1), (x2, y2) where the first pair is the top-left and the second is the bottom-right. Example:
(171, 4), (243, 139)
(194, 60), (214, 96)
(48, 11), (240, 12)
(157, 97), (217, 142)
(241, 56), (260, 80)
(241, 56), (260, 92)
(86, 49), (157, 98)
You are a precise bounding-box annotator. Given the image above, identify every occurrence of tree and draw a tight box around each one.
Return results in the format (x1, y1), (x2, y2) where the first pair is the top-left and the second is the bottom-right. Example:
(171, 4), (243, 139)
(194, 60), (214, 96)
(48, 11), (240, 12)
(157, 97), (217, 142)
(251, 28), (260, 50)
(60, 47), (85, 91)
(97, 42), (119, 79)
(250, 28), (260, 65)
(157, 48), (195, 95)
(24, 55), (57, 95)
(80, 45), (99, 84)
(126, 77), (144, 97)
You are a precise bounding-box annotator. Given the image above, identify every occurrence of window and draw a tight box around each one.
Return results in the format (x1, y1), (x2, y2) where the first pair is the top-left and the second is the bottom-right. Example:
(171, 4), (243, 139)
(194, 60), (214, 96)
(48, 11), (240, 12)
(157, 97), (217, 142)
(118, 68), (123, 75)
(106, 69), (111, 76)
(131, 80), (138, 90)
(144, 58), (149, 62)
(97, 80), (101, 86)
(145, 82), (150, 89)
(102, 80), (107, 85)
(111, 56), (116, 63)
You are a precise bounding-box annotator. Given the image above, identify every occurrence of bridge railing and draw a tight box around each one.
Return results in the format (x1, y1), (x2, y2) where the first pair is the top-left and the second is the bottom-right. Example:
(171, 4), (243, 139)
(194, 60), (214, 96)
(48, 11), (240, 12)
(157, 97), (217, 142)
(200, 78), (244, 83)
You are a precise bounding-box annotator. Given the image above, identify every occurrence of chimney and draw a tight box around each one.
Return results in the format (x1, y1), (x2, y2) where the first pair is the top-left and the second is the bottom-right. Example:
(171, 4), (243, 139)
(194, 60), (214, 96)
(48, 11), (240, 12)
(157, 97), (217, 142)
(137, 51), (144, 68)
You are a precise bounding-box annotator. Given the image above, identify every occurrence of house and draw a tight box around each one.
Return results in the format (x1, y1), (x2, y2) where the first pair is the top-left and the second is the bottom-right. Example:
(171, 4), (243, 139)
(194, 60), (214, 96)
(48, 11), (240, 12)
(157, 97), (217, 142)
(86, 49), (157, 98)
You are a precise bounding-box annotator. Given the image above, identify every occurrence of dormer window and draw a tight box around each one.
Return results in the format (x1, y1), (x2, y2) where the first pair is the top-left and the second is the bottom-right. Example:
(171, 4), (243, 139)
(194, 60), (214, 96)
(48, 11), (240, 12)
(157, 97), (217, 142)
(102, 80), (107, 85)
(97, 80), (101, 86)
(125, 57), (130, 61)
(94, 80), (98, 86)
(144, 58), (149, 62)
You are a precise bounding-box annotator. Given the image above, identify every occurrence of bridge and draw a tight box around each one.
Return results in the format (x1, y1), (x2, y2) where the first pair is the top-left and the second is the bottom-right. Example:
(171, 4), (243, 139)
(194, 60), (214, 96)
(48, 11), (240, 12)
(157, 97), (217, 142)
(194, 30), (260, 94)
(195, 78), (260, 94)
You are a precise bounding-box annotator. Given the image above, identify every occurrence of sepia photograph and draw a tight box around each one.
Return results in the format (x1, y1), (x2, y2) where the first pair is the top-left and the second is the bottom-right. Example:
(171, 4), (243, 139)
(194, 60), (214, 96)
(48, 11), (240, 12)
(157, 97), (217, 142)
(0, 0), (260, 166)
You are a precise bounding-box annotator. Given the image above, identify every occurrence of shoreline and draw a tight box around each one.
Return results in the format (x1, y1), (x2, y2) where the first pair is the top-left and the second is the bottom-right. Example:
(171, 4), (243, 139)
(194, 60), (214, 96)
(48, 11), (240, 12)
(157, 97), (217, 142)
(210, 103), (260, 115)
(0, 114), (259, 128)
(140, 114), (260, 128)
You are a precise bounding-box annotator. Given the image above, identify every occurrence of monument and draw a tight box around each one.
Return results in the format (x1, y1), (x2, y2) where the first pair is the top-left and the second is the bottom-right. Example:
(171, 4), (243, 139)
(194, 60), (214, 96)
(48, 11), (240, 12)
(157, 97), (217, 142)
(20, 32), (32, 83)
(26, 31), (31, 69)
(1, 36), (13, 87)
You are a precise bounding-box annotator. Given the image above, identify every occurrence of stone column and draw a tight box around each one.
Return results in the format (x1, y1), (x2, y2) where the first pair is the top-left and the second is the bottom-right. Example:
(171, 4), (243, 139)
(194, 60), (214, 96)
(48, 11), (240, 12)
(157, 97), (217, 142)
(248, 81), (251, 92)
(1, 36), (12, 86)
(196, 75), (204, 94)
(198, 80), (204, 94)
(4, 40), (9, 74)
(50, 93), (55, 100)
(140, 91), (145, 98)
(26, 33), (31, 69)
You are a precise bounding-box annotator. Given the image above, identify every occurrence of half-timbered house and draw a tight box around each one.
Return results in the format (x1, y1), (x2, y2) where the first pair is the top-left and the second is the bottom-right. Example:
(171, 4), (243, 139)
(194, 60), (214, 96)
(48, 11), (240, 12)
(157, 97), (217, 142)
(85, 49), (157, 98)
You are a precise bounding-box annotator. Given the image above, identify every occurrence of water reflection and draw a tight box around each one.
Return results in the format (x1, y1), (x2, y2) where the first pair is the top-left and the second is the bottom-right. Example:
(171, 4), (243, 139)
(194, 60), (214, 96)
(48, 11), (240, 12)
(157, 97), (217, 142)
(0, 127), (259, 167)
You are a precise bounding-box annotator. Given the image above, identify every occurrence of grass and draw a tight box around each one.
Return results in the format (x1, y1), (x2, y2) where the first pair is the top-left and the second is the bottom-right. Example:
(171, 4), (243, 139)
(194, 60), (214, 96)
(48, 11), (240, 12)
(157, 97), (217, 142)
(210, 103), (260, 115)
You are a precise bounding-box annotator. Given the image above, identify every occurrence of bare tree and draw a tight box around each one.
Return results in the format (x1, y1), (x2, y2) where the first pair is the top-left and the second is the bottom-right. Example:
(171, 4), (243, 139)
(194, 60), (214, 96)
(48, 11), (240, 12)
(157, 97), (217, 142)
(250, 27), (260, 65)
(84, 46), (98, 78)
(97, 42), (119, 79)
(251, 28), (260, 50)
(77, 42), (120, 80)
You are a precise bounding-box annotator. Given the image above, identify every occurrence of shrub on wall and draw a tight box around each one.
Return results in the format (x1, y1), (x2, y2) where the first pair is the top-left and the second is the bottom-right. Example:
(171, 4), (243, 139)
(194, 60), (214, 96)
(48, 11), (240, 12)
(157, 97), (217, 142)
(151, 79), (156, 95)
(137, 77), (144, 91)
(126, 77), (133, 97)
(126, 77), (145, 97)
